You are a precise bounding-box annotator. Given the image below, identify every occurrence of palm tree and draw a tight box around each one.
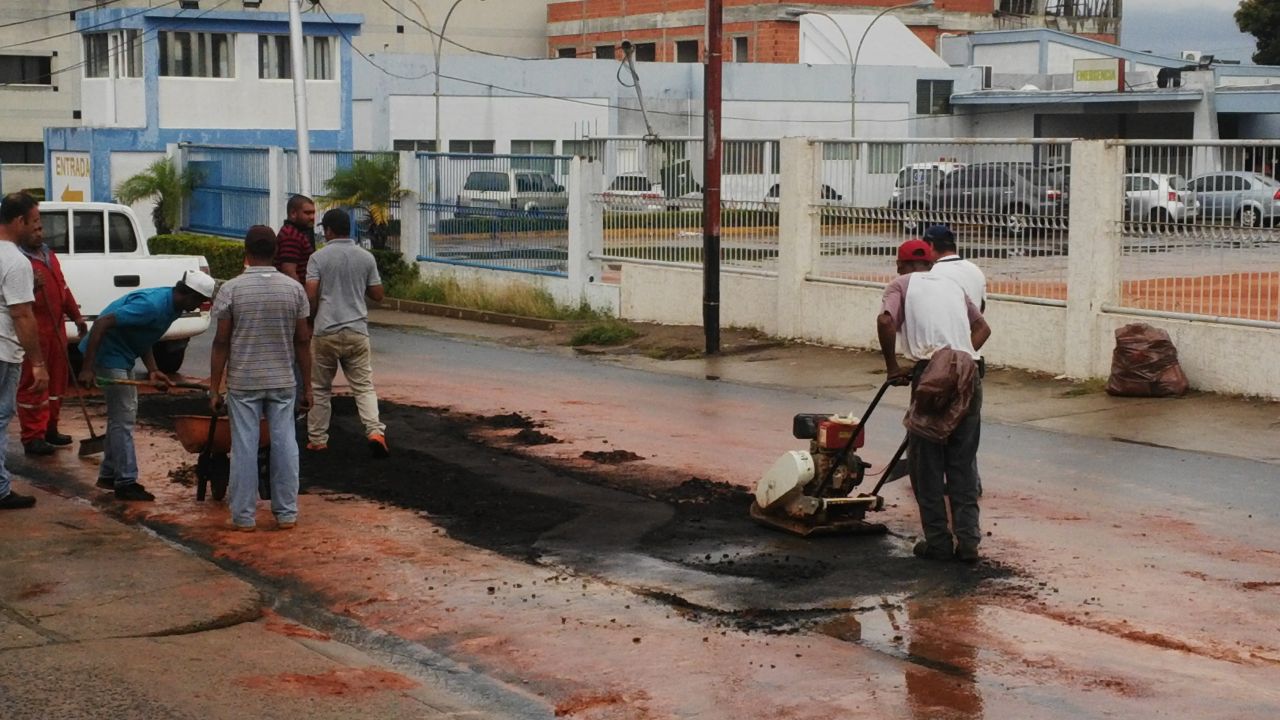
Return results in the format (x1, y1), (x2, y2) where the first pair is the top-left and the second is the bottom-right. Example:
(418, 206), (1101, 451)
(114, 158), (197, 236)
(323, 154), (407, 250)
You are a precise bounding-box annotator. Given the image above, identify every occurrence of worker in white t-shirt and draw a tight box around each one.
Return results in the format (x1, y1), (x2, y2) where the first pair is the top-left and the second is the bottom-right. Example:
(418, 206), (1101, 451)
(878, 239), (991, 562)
(924, 225), (986, 312)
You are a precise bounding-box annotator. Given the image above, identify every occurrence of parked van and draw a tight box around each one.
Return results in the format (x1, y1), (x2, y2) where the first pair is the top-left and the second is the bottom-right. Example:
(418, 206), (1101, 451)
(456, 169), (568, 216)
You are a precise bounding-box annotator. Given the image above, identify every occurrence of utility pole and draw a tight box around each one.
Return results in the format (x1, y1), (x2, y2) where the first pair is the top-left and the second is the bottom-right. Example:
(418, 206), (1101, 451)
(703, 0), (723, 356)
(288, 0), (312, 197)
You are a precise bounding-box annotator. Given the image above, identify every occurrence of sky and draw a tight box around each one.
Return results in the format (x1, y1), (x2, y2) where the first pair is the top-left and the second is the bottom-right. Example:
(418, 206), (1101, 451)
(1120, 0), (1259, 63)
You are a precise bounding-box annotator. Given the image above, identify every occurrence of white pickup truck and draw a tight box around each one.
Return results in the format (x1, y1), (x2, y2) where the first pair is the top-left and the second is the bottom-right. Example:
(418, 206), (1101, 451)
(37, 202), (212, 374)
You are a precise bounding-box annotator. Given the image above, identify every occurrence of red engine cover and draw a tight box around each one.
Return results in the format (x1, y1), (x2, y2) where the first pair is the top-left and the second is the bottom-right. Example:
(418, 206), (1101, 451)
(816, 419), (864, 451)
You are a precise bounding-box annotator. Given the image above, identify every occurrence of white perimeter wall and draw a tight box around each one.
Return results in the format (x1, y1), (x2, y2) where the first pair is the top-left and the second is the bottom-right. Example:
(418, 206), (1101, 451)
(108, 151), (166, 240)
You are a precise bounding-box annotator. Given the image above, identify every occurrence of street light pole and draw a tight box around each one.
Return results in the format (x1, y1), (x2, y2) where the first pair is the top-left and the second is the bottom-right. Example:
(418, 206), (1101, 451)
(288, 0), (312, 197)
(434, 0), (474, 159)
(785, 0), (933, 138)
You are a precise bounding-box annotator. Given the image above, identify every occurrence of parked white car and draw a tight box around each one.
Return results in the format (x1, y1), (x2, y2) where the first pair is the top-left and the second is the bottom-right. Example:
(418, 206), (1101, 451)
(602, 173), (666, 213)
(38, 202), (212, 374)
(456, 169), (568, 216)
(1124, 173), (1199, 223)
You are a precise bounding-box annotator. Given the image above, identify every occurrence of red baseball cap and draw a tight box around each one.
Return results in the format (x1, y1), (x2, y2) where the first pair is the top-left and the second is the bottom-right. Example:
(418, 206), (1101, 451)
(897, 238), (935, 262)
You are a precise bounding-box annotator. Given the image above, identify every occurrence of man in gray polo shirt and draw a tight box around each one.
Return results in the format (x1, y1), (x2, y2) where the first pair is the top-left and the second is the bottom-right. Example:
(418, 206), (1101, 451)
(210, 226), (312, 531)
(306, 208), (387, 458)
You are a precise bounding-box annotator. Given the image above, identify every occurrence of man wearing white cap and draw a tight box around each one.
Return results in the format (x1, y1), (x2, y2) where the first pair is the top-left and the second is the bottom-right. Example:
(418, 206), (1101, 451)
(78, 270), (215, 501)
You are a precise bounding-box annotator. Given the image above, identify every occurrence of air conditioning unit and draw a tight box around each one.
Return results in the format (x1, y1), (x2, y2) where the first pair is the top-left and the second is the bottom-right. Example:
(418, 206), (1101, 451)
(1180, 50), (1202, 64)
(971, 64), (993, 89)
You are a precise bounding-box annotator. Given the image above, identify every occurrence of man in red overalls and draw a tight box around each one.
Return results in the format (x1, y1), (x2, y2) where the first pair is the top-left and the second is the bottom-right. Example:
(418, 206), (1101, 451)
(17, 223), (87, 455)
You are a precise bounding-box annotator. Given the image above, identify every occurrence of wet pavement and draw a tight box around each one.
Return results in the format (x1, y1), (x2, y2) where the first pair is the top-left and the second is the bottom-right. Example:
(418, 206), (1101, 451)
(7, 318), (1280, 718)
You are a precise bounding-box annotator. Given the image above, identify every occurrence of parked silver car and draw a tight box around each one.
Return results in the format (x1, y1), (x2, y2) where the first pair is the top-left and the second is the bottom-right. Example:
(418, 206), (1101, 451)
(1124, 173), (1199, 223)
(602, 173), (666, 213)
(456, 169), (567, 216)
(1187, 171), (1280, 227)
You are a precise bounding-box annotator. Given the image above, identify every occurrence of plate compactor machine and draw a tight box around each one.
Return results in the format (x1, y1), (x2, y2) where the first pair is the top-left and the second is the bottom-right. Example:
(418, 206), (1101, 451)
(750, 381), (909, 537)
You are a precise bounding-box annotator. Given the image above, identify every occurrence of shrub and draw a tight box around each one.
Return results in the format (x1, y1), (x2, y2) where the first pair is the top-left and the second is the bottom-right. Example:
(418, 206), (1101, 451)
(149, 232), (244, 280)
(369, 248), (419, 295)
(569, 320), (639, 347)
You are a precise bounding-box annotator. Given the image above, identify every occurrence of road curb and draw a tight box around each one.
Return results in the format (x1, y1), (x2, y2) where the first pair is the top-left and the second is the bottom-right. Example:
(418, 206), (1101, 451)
(374, 298), (559, 331)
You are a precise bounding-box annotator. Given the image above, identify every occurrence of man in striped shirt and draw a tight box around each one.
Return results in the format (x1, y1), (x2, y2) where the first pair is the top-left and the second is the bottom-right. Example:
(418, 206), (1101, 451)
(210, 226), (312, 532)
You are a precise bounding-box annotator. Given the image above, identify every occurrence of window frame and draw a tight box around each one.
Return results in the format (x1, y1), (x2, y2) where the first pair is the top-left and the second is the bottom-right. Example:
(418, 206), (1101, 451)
(915, 79), (954, 116)
(733, 36), (749, 63)
(675, 39), (699, 63)
(159, 31), (235, 79)
(258, 34), (333, 80)
(0, 54), (53, 86)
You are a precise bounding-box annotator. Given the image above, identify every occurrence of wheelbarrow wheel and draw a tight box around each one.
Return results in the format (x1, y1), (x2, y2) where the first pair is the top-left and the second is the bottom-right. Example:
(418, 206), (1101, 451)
(257, 447), (271, 500)
(211, 474), (229, 502)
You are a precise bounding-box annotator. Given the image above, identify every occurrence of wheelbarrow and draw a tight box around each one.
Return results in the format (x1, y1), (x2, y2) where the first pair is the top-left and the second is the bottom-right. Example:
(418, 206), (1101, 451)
(173, 415), (271, 502)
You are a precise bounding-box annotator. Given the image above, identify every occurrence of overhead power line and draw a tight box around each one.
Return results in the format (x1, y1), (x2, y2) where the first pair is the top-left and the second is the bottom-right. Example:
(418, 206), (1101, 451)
(0, 1), (123, 31)
(0, 0), (179, 52)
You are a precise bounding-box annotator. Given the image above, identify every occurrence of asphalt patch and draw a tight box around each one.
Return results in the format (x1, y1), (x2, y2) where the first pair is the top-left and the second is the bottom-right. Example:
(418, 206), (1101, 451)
(513, 428), (561, 445)
(482, 412), (538, 429)
(134, 395), (1020, 632)
(580, 449), (644, 464)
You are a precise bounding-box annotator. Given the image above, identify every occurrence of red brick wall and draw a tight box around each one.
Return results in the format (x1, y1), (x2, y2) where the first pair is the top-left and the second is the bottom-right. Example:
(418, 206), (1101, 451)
(548, 21), (807, 63)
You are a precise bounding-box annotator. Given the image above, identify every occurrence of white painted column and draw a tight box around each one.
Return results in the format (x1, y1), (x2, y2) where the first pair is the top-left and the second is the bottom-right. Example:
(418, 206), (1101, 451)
(567, 157), (604, 305)
(267, 146), (285, 231)
(776, 137), (820, 338)
(166, 142), (187, 231)
(397, 150), (421, 268)
(1064, 139), (1124, 378)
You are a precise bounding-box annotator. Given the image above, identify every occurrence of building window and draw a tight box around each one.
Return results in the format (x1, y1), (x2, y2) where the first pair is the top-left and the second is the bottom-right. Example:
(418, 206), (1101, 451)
(769, 140), (780, 173)
(512, 140), (556, 173)
(915, 79), (953, 115)
(724, 141), (764, 174)
(868, 143), (904, 174)
(159, 31), (234, 78)
(393, 139), (437, 152)
(85, 31), (143, 79)
(258, 35), (332, 80)
(633, 42), (656, 62)
(675, 39), (699, 63)
(449, 140), (494, 154)
(556, 47), (576, 58)
(595, 45), (615, 60)
(733, 36), (749, 63)
(0, 141), (43, 164)
(0, 55), (52, 85)
(823, 143), (853, 161)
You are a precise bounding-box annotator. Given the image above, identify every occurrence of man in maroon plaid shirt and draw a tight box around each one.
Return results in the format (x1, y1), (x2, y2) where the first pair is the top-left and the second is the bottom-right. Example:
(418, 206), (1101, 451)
(275, 194), (317, 284)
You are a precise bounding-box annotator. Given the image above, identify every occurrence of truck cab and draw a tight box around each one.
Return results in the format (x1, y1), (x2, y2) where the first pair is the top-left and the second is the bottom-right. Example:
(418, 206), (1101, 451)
(37, 202), (212, 374)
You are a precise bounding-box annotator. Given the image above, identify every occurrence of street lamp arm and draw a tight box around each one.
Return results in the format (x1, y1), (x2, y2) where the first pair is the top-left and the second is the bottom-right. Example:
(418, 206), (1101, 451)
(434, 0), (476, 155)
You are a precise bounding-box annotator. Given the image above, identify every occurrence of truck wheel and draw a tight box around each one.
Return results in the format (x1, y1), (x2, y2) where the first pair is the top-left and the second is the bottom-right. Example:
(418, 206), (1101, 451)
(152, 341), (188, 375)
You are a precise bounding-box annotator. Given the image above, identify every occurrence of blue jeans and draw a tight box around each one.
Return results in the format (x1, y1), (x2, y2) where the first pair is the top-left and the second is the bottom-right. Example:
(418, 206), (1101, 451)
(98, 367), (139, 489)
(227, 387), (299, 528)
(0, 361), (21, 499)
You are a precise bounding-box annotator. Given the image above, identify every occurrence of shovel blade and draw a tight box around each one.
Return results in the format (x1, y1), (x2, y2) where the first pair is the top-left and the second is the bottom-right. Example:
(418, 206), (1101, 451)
(78, 435), (106, 457)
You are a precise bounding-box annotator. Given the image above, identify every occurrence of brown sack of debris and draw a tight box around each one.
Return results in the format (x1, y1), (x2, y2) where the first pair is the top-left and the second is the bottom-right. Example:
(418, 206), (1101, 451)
(1105, 323), (1189, 397)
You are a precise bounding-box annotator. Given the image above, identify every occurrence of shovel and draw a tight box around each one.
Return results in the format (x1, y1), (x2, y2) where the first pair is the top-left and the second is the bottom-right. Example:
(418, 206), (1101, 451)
(95, 378), (210, 392)
(66, 349), (106, 457)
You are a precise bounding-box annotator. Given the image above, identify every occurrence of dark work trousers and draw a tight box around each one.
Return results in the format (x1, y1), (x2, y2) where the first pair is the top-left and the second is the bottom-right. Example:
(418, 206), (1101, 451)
(907, 373), (983, 553)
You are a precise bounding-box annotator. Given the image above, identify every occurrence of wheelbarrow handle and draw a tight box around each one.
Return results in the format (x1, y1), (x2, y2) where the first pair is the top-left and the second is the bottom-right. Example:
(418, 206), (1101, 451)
(96, 378), (209, 391)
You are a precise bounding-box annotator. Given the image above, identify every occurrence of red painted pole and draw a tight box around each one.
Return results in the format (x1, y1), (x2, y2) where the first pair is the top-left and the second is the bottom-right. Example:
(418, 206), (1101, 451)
(703, 0), (723, 356)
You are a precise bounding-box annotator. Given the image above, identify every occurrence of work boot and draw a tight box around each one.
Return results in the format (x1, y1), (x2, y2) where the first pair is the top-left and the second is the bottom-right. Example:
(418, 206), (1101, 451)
(95, 477), (115, 490)
(114, 483), (155, 502)
(0, 491), (36, 510)
(45, 430), (73, 447)
(955, 543), (981, 564)
(368, 433), (389, 459)
(912, 540), (954, 561)
(23, 440), (55, 456)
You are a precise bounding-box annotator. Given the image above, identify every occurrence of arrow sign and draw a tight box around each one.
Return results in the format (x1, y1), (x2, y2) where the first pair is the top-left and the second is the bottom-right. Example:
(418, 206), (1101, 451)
(60, 186), (84, 202)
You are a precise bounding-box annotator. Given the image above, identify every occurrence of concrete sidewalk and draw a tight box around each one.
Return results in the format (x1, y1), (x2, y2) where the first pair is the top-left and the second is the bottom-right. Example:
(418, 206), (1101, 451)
(0, 481), (509, 719)
(369, 307), (1280, 465)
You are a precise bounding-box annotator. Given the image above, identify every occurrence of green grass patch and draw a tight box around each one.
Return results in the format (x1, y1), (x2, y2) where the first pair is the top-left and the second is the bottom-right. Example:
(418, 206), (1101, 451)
(570, 320), (640, 347)
(389, 274), (608, 322)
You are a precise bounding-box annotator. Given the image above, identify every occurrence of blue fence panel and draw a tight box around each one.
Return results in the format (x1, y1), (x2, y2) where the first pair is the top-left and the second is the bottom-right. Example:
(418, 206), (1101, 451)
(416, 152), (572, 277)
(285, 150), (402, 251)
(187, 146), (270, 238)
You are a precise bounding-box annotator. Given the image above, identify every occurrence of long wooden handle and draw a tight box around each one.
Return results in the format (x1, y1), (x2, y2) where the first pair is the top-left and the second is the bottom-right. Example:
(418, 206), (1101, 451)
(96, 378), (209, 391)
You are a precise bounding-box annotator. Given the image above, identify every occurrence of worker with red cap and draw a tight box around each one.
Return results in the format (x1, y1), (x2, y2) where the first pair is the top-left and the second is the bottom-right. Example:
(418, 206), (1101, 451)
(877, 238), (991, 563)
(15, 208), (88, 456)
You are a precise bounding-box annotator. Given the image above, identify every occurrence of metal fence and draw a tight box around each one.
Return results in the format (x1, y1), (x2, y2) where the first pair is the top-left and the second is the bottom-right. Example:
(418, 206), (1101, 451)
(1115, 140), (1280, 321)
(809, 139), (1072, 301)
(590, 137), (780, 273)
(416, 152), (572, 276)
(186, 145), (270, 238)
(286, 150), (402, 251)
